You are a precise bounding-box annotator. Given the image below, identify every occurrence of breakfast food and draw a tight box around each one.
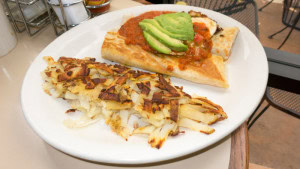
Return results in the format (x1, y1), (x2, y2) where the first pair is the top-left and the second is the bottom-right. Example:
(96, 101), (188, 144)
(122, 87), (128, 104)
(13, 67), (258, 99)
(101, 10), (239, 88)
(42, 56), (227, 148)
(211, 27), (239, 60)
(188, 10), (239, 60)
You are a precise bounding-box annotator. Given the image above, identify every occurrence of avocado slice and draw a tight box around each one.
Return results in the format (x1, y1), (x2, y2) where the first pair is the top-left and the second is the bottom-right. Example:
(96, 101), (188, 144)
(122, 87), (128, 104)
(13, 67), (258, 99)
(141, 19), (191, 40)
(143, 31), (171, 54)
(139, 22), (188, 52)
(154, 12), (194, 40)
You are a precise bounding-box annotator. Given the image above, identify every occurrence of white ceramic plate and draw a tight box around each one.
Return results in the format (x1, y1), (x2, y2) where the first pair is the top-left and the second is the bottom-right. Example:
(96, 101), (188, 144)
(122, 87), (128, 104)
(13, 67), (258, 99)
(21, 5), (268, 164)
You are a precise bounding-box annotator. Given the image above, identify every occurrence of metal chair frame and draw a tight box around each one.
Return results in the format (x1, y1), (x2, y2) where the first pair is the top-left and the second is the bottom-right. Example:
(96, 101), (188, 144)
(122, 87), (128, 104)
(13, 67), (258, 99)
(247, 95), (269, 129)
(268, 0), (300, 49)
(248, 46), (300, 129)
(265, 87), (300, 118)
(248, 86), (300, 129)
(258, 0), (274, 11)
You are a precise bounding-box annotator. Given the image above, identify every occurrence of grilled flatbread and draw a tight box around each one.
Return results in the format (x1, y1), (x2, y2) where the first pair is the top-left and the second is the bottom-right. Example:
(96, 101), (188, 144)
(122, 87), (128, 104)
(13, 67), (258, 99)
(102, 32), (228, 88)
(101, 10), (238, 88)
(212, 27), (239, 60)
(189, 10), (239, 60)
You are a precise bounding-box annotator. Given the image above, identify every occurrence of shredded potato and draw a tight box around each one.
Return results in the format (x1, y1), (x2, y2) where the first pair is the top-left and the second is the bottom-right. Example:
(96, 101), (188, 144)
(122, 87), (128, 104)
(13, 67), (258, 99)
(42, 56), (227, 148)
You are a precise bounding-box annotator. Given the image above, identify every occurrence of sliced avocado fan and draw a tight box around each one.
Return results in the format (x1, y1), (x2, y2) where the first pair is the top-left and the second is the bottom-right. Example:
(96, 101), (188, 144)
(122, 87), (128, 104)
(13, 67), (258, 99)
(141, 19), (191, 40)
(154, 12), (194, 41)
(143, 31), (171, 54)
(139, 22), (188, 52)
(138, 12), (194, 54)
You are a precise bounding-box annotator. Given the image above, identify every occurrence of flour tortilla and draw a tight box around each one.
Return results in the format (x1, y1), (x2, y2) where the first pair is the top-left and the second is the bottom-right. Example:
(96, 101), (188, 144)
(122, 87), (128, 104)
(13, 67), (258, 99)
(212, 27), (239, 60)
(101, 32), (228, 88)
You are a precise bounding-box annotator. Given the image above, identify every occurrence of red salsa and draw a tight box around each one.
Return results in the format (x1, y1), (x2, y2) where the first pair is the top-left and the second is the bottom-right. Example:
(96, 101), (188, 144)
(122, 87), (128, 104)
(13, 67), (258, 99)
(119, 11), (213, 71)
(119, 11), (173, 53)
(178, 22), (212, 70)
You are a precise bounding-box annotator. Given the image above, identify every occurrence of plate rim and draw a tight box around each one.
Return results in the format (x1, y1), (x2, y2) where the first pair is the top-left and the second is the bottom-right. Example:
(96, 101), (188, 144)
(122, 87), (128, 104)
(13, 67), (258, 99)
(21, 4), (268, 164)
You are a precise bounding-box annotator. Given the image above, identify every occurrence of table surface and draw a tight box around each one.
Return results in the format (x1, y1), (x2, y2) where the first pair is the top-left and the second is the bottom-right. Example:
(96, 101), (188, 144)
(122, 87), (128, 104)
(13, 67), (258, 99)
(0, 0), (248, 168)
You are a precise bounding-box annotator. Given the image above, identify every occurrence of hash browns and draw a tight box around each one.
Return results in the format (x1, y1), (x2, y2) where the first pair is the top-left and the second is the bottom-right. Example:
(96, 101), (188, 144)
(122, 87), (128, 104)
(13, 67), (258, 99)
(42, 56), (227, 148)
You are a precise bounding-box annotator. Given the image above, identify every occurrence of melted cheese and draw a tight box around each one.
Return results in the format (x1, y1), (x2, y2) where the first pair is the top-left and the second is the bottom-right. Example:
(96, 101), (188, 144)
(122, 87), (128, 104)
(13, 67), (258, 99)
(192, 17), (217, 36)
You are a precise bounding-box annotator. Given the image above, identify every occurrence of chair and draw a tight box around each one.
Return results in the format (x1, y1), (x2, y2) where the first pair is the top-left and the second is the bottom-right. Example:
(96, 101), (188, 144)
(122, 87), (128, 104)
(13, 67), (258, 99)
(258, 0), (274, 11)
(268, 0), (300, 49)
(247, 48), (300, 129)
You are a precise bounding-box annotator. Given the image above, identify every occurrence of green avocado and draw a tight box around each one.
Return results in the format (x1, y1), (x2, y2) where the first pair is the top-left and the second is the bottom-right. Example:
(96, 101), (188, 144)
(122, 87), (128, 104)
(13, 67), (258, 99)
(143, 31), (171, 54)
(141, 19), (191, 40)
(154, 12), (194, 40)
(139, 22), (188, 52)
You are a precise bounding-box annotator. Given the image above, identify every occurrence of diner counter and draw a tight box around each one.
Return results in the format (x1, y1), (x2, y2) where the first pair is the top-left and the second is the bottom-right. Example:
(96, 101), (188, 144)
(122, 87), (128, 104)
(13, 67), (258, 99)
(0, 0), (233, 168)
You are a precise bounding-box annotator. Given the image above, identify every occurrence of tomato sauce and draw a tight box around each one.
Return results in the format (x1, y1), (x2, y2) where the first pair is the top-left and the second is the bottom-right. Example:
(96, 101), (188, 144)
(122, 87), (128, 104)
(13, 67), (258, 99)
(193, 22), (212, 51)
(178, 22), (212, 70)
(119, 11), (173, 53)
(119, 11), (213, 71)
